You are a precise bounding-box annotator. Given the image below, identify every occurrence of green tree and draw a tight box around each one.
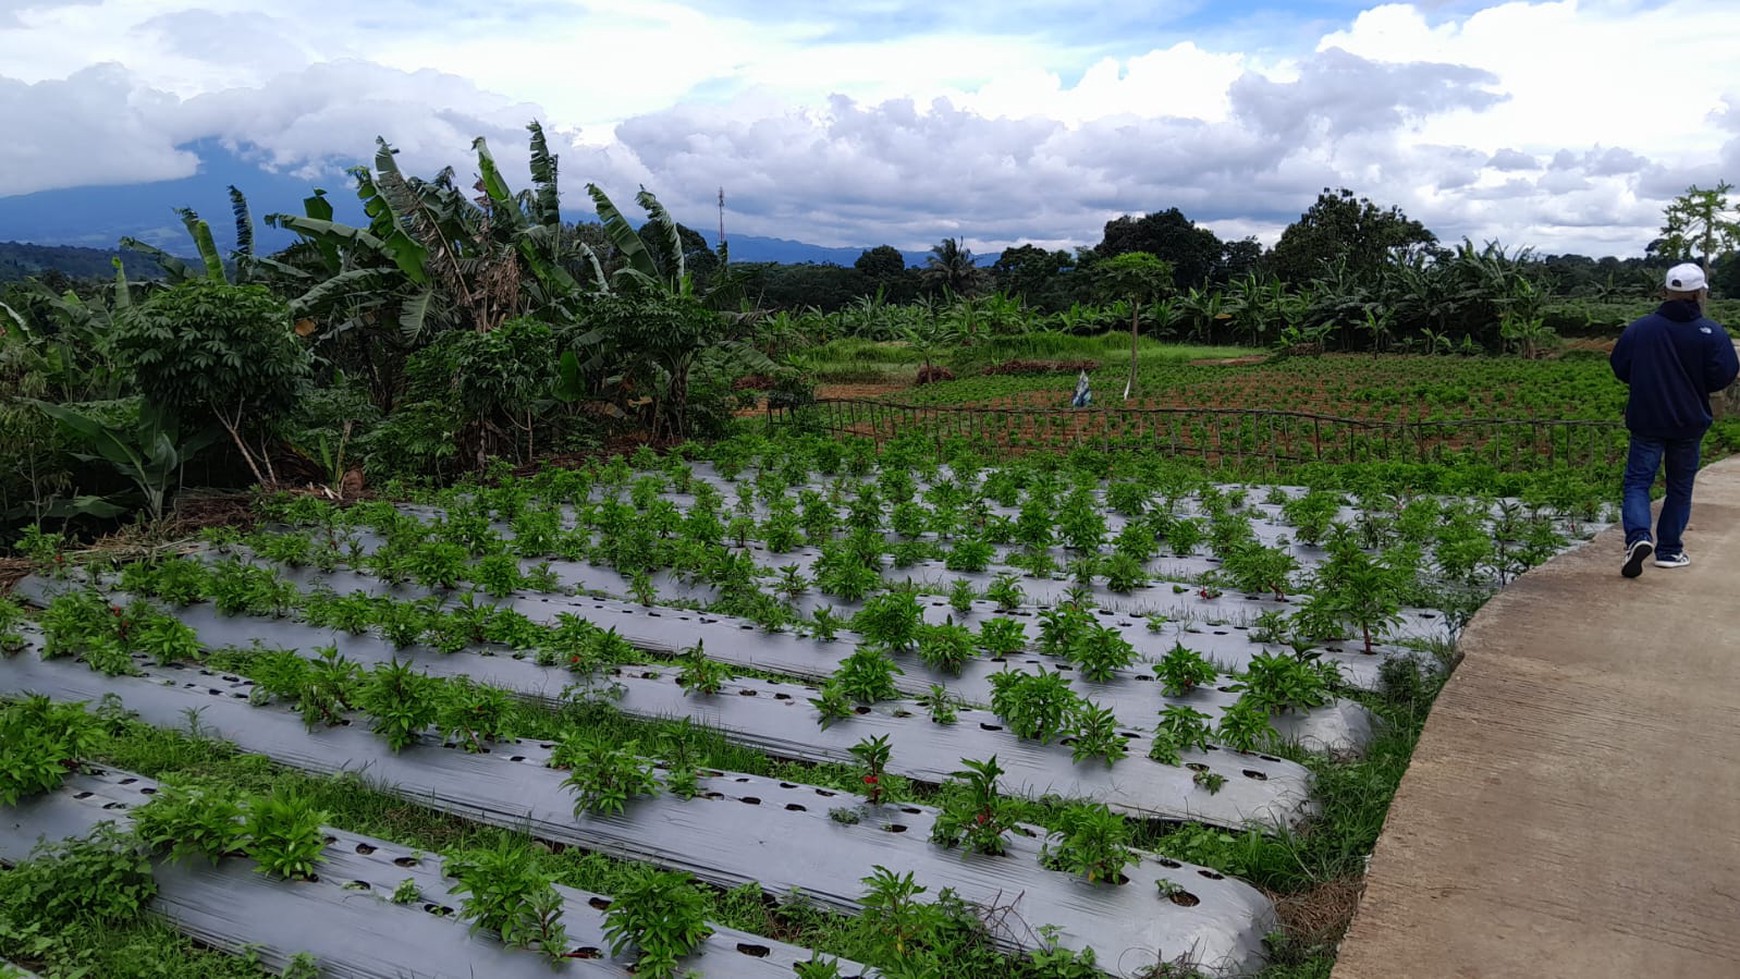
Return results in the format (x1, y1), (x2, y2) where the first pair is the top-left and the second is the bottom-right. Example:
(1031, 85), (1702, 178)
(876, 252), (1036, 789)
(1268, 188), (1436, 286)
(1097, 208), (1223, 289)
(1655, 181), (1739, 275)
(920, 238), (982, 297)
(113, 280), (311, 486)
(1095, 252), (1174, 400)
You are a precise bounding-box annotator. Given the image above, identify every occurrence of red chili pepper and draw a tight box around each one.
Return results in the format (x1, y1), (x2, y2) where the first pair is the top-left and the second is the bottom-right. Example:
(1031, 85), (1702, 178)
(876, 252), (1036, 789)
(862, 775), (878, 785)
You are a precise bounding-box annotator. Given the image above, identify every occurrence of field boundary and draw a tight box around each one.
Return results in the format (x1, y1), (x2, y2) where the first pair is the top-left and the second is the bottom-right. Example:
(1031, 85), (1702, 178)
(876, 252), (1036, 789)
(769, 398), (1627, 473)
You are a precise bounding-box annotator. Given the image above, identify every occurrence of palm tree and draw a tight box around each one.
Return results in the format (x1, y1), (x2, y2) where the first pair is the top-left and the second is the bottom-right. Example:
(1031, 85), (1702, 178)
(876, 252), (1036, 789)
(920, 238), (982, 297)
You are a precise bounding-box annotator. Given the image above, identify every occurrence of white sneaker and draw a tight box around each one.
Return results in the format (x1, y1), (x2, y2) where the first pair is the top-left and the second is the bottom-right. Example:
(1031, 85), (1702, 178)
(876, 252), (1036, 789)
(1622, 540), (1653, 578)
(1654, 552), (1691, 569)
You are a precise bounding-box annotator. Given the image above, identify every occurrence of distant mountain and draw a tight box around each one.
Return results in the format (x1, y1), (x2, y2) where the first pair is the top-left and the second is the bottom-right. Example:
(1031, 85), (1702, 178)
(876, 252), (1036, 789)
(0, 140), (947, 272)
(0, 241), (170, 284)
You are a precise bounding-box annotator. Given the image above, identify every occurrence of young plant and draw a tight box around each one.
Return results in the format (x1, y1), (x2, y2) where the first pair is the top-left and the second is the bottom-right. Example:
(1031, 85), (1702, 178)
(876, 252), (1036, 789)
(445, 838), (569, 961)
(1193, 770), (1228, 794)
(943, 536), (993, 573)
(676, 641), (733, 696)
(601, 866), (714, 979)
(1155, 642), (1218, 696)
(436, 677), (515, 751)
(0, 696), (101, 805)
(557, 733), (658, 816)
(919, 684), (958, 725)
(830, 647), (904, 704)
(852, 590), (924, 653)
(355, 658), (438, 752)
(1041, 802), (1132, 884)
(808, 682), (854, 729)
(1156, 704), (1213, 753)
(242, 787), (328, 880)
(1216, 698), (1276, 753)
(947, 577), (979, 614)
(975, 617), (1029, 657)
(1067, 702), (1129, 766)
(849, 734), (893, 807)
(916, 619), (976, 675)
(987, 668), (1082, 744)
(930, 756), (1015, 855)
(1100, 552), (1149, 594)
(1068, 623), (1137, 682)
(985, 572), (1026, 611)
(1233, 651), (1340, 713)
(131, 780), (246, 864)
(808, 605), (843, 642)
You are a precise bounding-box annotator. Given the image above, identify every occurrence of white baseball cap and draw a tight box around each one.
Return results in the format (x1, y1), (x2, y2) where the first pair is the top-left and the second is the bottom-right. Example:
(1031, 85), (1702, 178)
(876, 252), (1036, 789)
(1665, 263), (1707, 292)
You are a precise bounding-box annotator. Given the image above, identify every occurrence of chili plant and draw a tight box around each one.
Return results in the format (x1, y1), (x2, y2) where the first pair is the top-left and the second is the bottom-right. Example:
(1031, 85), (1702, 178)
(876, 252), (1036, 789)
(242, 787), (328, 881)
(436, 677), (515, 751)
(916, 620), (976, 675)
(849, 734), (893, 806)
(930, 756), (1015, 855)
(601, 866), (713, 979)
(676, 641), (733, 696)
(0, 696), (101, 805)
(1216, 698), (1276, 753)
(445, 838), (569, 962)
(131, 780), (246, 864)
(1155, 643), (1218, 696)
(852, 591), (924, 653)
(919, 684), (958, 725)
(984, 573), (1026, 611)
(975, 617), (1028, 658)
(1068, 624), (1137, 682)
(987, 668), (1081, 743)
(355, 658), (438, 752)
(830, 647), (904, 704)
(557, 733), (658, 816)
(1041, 802), (1132, 884)
(1067, 703), (1129, 766)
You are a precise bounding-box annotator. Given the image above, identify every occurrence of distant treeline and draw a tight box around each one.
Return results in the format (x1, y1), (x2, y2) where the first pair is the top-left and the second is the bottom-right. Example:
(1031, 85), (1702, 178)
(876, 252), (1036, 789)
(0, 241), (168, 285)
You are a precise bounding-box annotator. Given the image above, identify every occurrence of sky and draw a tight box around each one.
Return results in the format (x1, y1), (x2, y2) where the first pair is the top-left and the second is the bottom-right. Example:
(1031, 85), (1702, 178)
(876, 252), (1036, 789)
(1, 0), (1738, 258)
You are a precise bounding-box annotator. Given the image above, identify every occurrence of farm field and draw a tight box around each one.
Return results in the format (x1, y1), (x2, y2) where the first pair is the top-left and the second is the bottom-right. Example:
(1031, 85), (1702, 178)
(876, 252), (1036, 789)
(1, 437), (1601, 978)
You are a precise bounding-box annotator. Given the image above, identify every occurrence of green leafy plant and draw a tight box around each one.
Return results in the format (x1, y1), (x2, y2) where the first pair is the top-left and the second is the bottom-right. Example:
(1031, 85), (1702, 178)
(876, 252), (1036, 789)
(392, 878), (422, 905)
(242, 787), (329, 880)
(1068, 623), (1137, 682)
(984, 573), (1026, 611)
(974, 617), (1028, 657)
(830, 646), (904, 704)
(988, 668), (1082, 744)
(808, 682), (854, 729)
(930, 757), (1015, 855)
(0, 696), (100, 805)
(445, 837), (569, 961)
(1193, 770), (1227, 794)
(1156, 704), (1213, 754)
(600, 865), (714, 979)
(916, 619), (976, 675)
(1041, 802), (1132, 884)
(29, 399), (220, 524)
(131, 779), (246, 864)
(849, 734), (893, 806)
(946, 577), (978, 613)
(1215, 698), (1275, 753)
(435, 676), (515, 751)
(0, 823), (157, 942)
(355, 658), (438, 752)
(1155, 642), (1219, 696)
(1067, 702), (1129, 766)
(1233, 651), (1340, 713)
(676, 640), (733, 696)
(133, 612), (203, 665)
(557, 733), (658, 816)
(852, 590), (925, 653)
(919, 683), (958, 725)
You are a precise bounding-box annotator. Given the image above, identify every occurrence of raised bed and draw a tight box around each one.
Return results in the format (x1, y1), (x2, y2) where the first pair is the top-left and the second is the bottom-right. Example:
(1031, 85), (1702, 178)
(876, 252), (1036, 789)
(0, 648), (1278, 975)
(0, 767), (859, 978)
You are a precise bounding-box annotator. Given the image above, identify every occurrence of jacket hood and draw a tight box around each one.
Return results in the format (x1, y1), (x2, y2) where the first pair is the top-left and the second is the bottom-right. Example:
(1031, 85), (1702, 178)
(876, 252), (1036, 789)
(1658, 299), (1704, 323)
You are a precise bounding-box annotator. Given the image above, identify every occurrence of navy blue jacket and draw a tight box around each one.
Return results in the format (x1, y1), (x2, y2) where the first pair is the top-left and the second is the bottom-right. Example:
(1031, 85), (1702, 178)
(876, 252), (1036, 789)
(1610, 300), (1739, 438)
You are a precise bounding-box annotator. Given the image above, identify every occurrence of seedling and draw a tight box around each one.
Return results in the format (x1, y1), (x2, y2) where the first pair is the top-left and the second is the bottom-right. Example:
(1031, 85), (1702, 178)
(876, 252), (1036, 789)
(975, 617), (1029, 657)
(985, 573), (1026, 611)
(916, 619), (976, 675)
(830, 647), (904, 704)
(676, 641), (733, 696)
(1193, 770), (1227, 794)
(919, 683), (959, 725)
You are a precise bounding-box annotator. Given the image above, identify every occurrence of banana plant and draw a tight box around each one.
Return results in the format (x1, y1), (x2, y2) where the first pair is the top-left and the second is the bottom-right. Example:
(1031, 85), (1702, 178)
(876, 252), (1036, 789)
(29, 399), (220, 525)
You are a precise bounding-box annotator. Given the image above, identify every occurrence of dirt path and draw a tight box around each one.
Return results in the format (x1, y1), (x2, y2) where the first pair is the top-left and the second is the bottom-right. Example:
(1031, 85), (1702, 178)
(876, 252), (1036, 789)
(1333, 454), (1740, 978)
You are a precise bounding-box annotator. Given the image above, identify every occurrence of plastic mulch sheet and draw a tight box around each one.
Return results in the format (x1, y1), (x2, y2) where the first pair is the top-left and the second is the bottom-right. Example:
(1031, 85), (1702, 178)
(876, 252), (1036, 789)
(8, 597), (1317, 830)
(0, 649), (1276, 975)
(60, 562), (1371, 754)
(0, 768), (867, 978)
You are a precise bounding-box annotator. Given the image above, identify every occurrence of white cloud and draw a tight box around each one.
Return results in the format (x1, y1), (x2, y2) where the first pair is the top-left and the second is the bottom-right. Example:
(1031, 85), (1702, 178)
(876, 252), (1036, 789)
(0, 0), (1737, 256)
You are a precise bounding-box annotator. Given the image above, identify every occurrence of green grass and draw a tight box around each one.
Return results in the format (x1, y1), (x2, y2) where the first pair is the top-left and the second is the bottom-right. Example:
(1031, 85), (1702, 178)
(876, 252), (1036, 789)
(801, 333), (1254, 386)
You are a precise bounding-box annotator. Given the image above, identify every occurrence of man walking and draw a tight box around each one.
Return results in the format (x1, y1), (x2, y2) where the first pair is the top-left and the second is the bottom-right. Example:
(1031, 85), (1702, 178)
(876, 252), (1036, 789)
(1610, 263), (1739, 578)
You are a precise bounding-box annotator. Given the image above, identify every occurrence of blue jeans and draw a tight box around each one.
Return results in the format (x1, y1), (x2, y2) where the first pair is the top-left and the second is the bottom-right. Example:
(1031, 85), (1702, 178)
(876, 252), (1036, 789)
(1622, 434), (1702, 555)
